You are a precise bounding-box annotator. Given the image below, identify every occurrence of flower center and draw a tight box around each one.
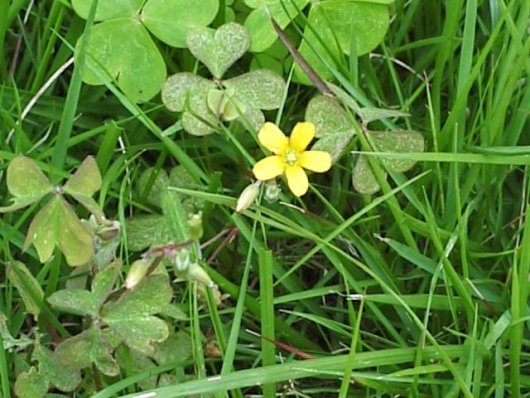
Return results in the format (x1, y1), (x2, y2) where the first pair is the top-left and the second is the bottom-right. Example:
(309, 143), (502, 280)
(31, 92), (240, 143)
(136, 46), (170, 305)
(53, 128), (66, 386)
(283, 149), (299, 166)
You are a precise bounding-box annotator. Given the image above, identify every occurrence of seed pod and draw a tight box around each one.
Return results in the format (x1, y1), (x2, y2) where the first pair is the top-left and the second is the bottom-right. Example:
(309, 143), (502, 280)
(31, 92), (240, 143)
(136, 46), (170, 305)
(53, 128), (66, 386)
(125, 259), (149, 289)
(236, 181), (260, 212)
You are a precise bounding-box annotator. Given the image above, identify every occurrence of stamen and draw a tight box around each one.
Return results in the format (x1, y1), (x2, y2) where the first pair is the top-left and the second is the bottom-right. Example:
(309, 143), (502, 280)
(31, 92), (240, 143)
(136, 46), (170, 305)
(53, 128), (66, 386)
(284, 149), (298, 166)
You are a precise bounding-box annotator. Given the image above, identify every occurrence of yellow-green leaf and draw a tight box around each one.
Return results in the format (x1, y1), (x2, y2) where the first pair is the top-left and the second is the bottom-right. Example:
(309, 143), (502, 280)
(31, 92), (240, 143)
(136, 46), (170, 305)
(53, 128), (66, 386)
(63, 156), (102, 197)
(6, 261), (44, 320)
(57, 197), (94, 266)
(23, 196), (61, 263)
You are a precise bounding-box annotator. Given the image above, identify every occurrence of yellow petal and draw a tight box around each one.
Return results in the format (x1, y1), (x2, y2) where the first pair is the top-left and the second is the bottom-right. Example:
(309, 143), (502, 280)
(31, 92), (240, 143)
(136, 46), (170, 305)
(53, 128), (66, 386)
(285, 165), (309, 197)
(258, 122), (289, 154)
(289, 122), (315, 152)
(253, 156), (285, 181)
(298, 151), (332, 172)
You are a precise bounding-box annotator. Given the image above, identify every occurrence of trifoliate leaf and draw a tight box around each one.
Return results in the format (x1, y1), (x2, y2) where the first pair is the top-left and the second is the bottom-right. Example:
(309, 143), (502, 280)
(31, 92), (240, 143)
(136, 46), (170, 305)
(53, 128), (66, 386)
(0, 156), (53, 213)
(6, 262), (44, 320)
(47, 288), (98, 318)
(79, 19), (166, 103)
(72, 0), (143, 20)
(224, 69), (285, 110)
(186, 22), (250, 79)
(141, 0), (219, 48)
(14, 366), (48, 398)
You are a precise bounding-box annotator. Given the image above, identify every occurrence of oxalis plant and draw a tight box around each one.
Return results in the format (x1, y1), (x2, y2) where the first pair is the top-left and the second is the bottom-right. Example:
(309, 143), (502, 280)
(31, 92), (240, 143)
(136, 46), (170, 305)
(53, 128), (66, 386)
(161, 21), (286, 136)
(0, 157), (214, 397)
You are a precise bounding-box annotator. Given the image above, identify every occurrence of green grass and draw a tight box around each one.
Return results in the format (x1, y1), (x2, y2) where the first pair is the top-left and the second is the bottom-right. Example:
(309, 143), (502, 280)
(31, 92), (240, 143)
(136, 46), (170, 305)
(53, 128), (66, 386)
(1, 0), (529, 397)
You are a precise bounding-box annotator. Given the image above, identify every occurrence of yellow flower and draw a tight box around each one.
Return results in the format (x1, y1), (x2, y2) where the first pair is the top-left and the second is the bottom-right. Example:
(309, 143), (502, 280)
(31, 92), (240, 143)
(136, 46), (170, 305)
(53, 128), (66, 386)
(252, 122), (332, 197)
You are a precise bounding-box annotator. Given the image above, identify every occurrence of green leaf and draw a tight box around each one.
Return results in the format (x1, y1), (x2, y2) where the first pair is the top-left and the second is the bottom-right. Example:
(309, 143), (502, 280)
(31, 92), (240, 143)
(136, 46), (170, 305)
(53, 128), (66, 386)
(125, 215), (172, 252)
(305, 95), (352, 137)
(57, 197), (94, 266)
(137, 168), (169, 208)
(311, 131), (355, 163)
(63, 156), (102, 197)
(224, 69), (286, 110)
(187, 22), (250, 79)
(244, 0), (309, 52)
(141, 0), (219, 48)
(6, 262), (44, 320)
(47, 288), (98, 317)
(352, 130), (425, 194)
(79, 19), (166, 103)
(14, 367), (48, 398)
(72, 0), (143, 20)
(296, 1), (390, 84)
(115, 346), (157, 390)
(102, 275), (172, 355)
(161, 73), (217, 136)
(55, 329), (119, 377)
(0, 156), (53, 213)
(369, 130), (425, 172)
(352, 154), (382, 195)
(91, 260), (121, 308)
(152, 330), (192, 365)
(23, 196), (61, 263)
(33, 345), (81, 392)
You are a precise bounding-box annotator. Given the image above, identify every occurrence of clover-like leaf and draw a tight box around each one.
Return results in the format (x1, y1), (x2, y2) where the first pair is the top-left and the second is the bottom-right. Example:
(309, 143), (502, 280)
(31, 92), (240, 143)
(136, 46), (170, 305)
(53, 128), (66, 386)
(187, 22), (250, 79)
(91, 260), (121, 308)
(161, 72), (217, 136)
(101, 275), (172, 355)
(55, 328), (120, 377)
(125, 215), (172, 252)
(115, 346), (157, 390)
(244, 0), (309, 52)
(223, 69), (285, 110)
(0, 156), (53, 213)
(311, 131), (355, 163)
(63, 156), (105, 220)
(6, 262), (44, 320)
(31, 196), (92, 264)
(352, 130), (425, 194)
(72, 0), (143, 21)
(141, 0), (219, 48)
(33, 345), (81, 392)
(305, 95), (352, 137)
(47, 288), (98, 318)
(152, 330), (192, 365)
(14, 366), (48, 398)
(137, 168), (169, 208)
(295, 1), (391, 84)
(79, 19), (166, 103)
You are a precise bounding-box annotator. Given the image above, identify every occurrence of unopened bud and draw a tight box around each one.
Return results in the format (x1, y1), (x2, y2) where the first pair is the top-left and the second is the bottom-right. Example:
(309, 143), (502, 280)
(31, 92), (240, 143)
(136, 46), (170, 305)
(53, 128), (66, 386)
(187, 262), (214, 287)
(187, 212), (203, 240)
(264, 180), (281, 202)
(125, 259), (149, 289)
(236, 181), (260, 212)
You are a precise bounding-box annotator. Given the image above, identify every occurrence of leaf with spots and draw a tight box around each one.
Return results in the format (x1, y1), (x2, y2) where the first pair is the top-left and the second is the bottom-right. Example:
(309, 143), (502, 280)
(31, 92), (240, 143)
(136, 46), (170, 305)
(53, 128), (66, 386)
(187, 22), (250, 79)
(224, 69), (286, 110)
(33, 345), (81, 392)
(6, 261), (44, 320)
(101, 274), (172, 355)
(14, 367), (48, 398)
(125, 215), (172, 252)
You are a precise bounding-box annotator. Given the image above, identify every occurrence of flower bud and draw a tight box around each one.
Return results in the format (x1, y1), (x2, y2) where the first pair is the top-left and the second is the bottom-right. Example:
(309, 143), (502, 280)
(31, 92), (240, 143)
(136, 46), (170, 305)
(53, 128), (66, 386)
(236, 181), (260, 212)
(125, 259), (149, 289)
(174, 248), (191, 272)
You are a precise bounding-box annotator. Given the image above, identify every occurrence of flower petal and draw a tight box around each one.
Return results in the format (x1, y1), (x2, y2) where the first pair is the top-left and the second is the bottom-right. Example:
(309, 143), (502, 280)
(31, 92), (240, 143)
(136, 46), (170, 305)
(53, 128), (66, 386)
(253, 156), (285, 181)
(285, 165), (309, 197)
(258, 122), (289, 154)
(290, 122), (315, 152)
(298, 151), (332, 173)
